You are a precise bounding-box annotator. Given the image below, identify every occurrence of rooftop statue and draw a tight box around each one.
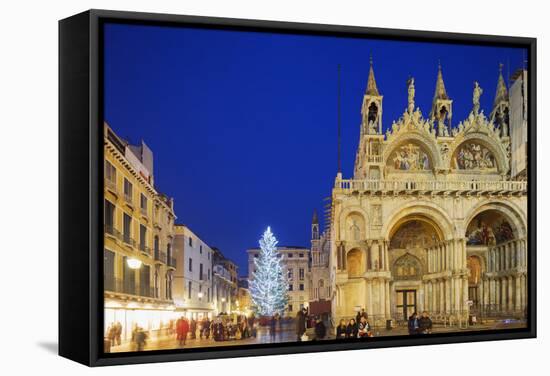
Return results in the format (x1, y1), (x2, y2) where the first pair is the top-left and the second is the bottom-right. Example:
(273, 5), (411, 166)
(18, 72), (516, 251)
(473, 81), (483, 113)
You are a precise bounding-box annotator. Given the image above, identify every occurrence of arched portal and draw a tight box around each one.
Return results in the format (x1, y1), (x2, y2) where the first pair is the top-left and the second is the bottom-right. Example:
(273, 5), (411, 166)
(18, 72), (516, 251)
(464, 206), (527, 318)
(388, 215), (443, 321)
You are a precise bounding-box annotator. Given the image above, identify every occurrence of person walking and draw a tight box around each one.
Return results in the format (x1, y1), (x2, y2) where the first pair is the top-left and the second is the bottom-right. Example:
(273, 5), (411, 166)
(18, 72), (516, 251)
(269, 315), (277, 340)
(133, 326), (147, 351)
(295, 308), (306, 341)
(202, 318), (211, 339)
(314, 317), (326, 340)
(418, 311), (433, 334)
(336, 319), (348, 339)
(346, 318), (358, 338)
(190, 318), (197, 340)
(176, 316), (189, 346)
(408, 312), (419, 335)
(114, 321), (122, 346)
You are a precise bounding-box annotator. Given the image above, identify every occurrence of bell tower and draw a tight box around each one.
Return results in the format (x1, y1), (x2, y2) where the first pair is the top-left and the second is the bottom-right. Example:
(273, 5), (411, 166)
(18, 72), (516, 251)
(361, 56), (383, 135)
(354, 57), (384, 180)
(430, 63), (453, 137)
(491, 63), (510, 138)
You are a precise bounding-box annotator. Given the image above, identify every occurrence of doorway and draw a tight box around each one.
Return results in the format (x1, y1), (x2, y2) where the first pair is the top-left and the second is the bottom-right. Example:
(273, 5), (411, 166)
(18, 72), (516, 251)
(396, 289), (417, 321)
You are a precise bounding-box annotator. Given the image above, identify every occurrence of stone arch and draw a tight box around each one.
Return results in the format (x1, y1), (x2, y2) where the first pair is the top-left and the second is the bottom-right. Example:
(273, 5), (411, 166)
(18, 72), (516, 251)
(449, 133), (509, 174)
(339, 206), (370, 241)
(382, 200), (455, 241)
(346, 248), (366, 278)
(463, 199), (527, 240)
(383, 131), (443, 170)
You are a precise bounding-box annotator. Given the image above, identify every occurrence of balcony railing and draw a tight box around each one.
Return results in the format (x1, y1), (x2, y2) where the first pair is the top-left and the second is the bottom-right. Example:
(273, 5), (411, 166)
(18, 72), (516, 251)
(139, 243), (151, 256)
(124, 194), (133, 205)
(167, 256), (177, 268)
(105, 178), (117, 193)
(123, 235), (136, 247)
(366, 155), (383, 163)
(140, 206), (148, 217)
(104, 225), (122, 240)
(104, 275), (159, 299)
(154, 249), (167, 264)
(335, 179), (527, 194)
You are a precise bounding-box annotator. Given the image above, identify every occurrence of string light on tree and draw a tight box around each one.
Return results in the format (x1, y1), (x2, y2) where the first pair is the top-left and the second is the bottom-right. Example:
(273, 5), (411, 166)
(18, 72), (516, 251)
(249, 227), (289, 316)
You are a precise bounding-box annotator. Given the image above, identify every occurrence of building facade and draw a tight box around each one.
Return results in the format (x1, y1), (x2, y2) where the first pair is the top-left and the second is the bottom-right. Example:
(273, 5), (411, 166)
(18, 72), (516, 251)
(248, 246), (311, 316)
(173, 225), (214, 319)
(309, 210), (332, 317)
(211, 247), (238, 315)
(330, 62), (528, 328)
(103, 123), (177, 342)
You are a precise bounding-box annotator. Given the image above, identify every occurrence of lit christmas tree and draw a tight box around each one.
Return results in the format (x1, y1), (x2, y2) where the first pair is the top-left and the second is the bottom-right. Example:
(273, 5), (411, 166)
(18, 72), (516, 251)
(249, 227), (289, 316)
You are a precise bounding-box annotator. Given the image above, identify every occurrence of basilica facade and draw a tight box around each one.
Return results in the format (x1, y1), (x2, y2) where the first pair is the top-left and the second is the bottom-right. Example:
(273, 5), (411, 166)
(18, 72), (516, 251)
(329, 61), (528, 328)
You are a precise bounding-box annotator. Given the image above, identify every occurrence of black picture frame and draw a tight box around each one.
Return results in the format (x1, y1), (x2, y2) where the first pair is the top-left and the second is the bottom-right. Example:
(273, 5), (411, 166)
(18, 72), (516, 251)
(59, 9), (537, 367)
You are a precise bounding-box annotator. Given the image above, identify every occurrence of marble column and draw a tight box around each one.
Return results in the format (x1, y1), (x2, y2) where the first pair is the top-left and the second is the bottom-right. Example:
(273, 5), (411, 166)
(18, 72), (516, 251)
(444, 278), (451, 314)
(367, 281), (373, 317)
(385, 281), (390, 317)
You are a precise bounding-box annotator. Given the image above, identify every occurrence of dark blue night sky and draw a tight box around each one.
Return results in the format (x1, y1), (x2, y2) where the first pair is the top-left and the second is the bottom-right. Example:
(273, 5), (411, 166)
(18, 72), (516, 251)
(103, 23), (526, 273)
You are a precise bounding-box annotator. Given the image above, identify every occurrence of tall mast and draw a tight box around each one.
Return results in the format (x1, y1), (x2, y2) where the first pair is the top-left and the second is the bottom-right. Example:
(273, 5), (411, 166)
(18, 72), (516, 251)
(337, 64), (342, 175)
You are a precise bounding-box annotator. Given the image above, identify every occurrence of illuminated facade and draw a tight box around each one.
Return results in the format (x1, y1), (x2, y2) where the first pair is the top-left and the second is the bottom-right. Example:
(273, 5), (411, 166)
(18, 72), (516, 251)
(330, 62), (528, 328)
(103, 123), (177, 343)
(173, 225), (214, 319)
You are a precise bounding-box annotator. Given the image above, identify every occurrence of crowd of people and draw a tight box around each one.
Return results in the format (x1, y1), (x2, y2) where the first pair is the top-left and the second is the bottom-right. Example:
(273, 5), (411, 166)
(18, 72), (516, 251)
(335, 309), (373, 339)
(175, 314), (258, 346)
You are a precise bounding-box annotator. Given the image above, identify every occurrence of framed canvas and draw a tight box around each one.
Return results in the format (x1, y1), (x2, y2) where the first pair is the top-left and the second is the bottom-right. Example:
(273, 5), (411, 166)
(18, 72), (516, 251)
(59, 9), (536, 366)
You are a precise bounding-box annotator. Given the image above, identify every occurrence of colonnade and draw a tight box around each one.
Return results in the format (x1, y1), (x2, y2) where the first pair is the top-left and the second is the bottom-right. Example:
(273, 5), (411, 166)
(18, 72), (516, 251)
(481, 238), (527, 316)
(423, 239), (469, 317)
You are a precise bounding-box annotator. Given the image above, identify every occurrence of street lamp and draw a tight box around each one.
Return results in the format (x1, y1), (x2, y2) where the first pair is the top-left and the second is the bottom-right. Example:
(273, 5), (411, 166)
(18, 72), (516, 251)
(126, 258), (142, 269)
(198, 292), (204, 300)
(221, 298), (226, 303)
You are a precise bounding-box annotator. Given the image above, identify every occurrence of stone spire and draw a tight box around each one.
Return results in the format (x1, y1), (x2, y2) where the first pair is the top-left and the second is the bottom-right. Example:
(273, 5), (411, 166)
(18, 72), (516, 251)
(312, 208), (319, 225)
(435, 62), (449, 99)
(430, 62), (452, 136)
(491, 63), (510, 137)
(493, 63), (509, 107)
(366, 56), (380, 96)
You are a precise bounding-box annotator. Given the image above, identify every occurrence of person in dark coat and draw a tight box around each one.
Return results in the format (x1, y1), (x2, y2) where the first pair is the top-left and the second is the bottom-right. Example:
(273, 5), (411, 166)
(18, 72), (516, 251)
(336, 319), (347, 339)
(270, 315), (277, 339)
(314, 317), (326, 340)
(190, 319), (197, 339)
(346, 318), (358, 338)
(408, 312), (419, 335)
(295, 309), (306, 341)
(418, 311), (433, 334)
(358, 316), (371, 339)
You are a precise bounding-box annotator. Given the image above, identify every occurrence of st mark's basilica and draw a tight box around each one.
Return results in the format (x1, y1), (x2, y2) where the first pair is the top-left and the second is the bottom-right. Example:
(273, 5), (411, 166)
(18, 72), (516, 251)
(329, 61), (528, 328)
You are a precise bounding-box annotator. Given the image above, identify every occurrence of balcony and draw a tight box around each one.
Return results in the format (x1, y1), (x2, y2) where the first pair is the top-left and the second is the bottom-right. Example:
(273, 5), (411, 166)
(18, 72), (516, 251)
(139, 243), (151, 256)
(104, 225), (122, 241)
(334, 179), (527, 195)
(167, 255), (177, 269)
(154, 249), (167, 264)
(122, 235), (136, 248)
(124, 194), (133, 206)
(104, 275), (159, 299)
(105, 178), (118, 194)
(140, 206), (148, 218)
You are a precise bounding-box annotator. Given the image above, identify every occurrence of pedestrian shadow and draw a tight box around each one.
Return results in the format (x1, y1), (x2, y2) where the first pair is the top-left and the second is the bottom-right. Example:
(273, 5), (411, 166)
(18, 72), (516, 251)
(37, 341), (58, 354)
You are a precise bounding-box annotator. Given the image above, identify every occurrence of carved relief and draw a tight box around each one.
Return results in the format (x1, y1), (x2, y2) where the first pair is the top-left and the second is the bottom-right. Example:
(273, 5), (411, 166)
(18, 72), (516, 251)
(371, 204), (382, 226)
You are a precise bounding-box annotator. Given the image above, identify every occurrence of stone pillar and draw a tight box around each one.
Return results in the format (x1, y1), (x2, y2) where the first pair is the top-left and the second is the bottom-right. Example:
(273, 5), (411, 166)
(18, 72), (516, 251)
(367, 281), (373, 317)
(514, 276), (521, 312)
(444, 278), (451, 314)
(378, 279), (385, 319)
(385, 281), (390, 318)
(439, 279), (445, 314)
(384, 241), (390, 270)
